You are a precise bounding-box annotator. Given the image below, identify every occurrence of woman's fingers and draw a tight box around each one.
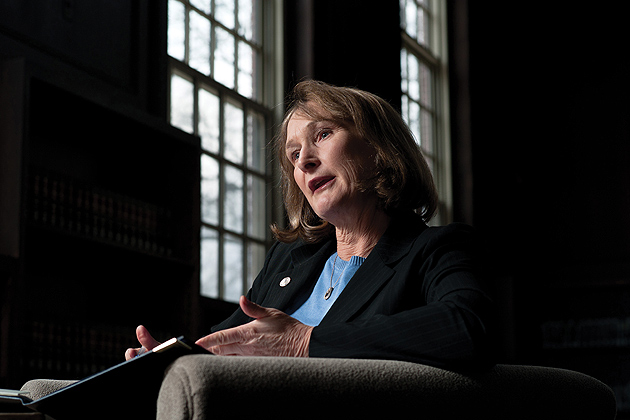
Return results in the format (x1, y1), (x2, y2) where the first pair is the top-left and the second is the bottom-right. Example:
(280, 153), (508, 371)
(195, 296), (313, 357)
(124, 347), (139, 360)
(124, 325), (162, 360)
(136, 325), (161, 349)
(238, 295), (273, 319)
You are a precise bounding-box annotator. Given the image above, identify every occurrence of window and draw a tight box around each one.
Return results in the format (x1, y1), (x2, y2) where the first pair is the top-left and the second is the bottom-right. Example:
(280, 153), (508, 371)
(168, 0), (280, 302)
(400, 0), (452, 224)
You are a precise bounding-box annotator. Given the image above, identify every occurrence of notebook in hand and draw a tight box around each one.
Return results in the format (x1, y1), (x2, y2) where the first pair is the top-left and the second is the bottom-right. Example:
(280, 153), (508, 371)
(0, 336), (210, 420)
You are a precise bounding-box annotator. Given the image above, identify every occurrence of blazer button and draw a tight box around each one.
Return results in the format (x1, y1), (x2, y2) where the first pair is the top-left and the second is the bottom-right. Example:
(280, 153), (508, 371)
(279, 277), (291, 287)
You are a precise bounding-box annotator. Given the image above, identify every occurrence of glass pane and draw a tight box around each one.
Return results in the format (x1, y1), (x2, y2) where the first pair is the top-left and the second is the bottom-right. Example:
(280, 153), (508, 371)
(237, 41), (254, 99)
(407, 54), (420, 102)
(425, 156), (435, 177)
(247, 242), (266, 290)
(224, 164), (243, 233)
(214, 26), (235, 89)
(246, 111), (265, 171)
(247, 174), (266, 240)
(409, 100), (421, 146)
(399, 0), (406, 29)
(223, 233), (243, 302)
(168, 0), (186, 61)
(401, 49), (408, 94)
(199, 87), (220, 153)
(170, 74), (194, 133)
(405, 0), (418, 40)
(421, 109), (433, 154)
(214, 0), (235, 29)
(189, 10), (211, 75)
(201, 154), (219, 225)
(425, 7), (432, 45)
(419, 61), (433, 108)
(200, 226), (219, 298)
(401, 94), (409, 127)
(190, 0), (210, 15)
(417, 6), (427, 45)
(238, 0), (254, 40)
(224, 101), (244, 163)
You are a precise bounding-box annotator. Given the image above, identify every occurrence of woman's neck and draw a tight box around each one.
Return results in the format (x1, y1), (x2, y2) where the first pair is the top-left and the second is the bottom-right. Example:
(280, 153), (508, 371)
(334, 209), (390, 260)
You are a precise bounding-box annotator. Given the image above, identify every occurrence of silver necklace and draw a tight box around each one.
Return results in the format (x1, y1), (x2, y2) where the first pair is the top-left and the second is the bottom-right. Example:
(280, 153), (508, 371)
(325, 254), (347, 300)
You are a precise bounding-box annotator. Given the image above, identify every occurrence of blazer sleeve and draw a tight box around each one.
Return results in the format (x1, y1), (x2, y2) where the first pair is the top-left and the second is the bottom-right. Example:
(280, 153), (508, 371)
(308, 224), (498, 372)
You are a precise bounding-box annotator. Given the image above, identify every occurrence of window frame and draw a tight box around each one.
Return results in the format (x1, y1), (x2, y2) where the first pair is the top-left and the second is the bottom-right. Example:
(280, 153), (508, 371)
(167, 0), (283, 302)
(400, 0), (452, 225)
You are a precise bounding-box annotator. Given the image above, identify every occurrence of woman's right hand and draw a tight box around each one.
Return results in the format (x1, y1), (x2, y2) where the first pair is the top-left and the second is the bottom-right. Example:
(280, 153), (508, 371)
(124, 325), (161, 360)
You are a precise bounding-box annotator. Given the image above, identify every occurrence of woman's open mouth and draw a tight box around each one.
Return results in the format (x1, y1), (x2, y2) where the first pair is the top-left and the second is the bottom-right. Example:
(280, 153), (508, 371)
(308, 176), (335, 193)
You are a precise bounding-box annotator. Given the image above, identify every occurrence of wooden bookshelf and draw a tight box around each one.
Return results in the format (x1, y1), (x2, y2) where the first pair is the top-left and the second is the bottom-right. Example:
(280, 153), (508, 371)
(0, 60), (201, 388)
(535, 266), (630, 418)
(27, 170), (175, 259)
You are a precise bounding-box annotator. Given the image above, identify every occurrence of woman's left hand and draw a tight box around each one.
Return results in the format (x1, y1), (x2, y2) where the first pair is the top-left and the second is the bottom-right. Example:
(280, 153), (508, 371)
(195, 296), (313, 357)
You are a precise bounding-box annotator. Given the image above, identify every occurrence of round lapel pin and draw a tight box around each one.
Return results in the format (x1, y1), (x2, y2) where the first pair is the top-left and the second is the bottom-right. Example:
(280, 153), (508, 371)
(279, 277), (291, 287)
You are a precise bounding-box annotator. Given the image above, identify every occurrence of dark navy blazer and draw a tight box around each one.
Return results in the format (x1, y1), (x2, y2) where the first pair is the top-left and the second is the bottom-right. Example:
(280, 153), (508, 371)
(212, 211), (497, 372)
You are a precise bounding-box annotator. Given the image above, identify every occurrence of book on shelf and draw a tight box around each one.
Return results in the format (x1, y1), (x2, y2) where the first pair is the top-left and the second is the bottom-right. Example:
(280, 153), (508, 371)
(28, 170), (173, 257)
(0, 336), (210, 420)
(541, 316), (630, 349)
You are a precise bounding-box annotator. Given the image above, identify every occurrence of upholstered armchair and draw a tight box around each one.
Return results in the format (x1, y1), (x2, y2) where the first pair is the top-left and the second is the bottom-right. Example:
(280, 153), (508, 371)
(21, 356), (616, 419)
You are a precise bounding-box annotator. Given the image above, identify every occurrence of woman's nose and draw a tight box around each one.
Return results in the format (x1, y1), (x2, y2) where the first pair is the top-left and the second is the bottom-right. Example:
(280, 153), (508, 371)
(297, 147), (320, 172)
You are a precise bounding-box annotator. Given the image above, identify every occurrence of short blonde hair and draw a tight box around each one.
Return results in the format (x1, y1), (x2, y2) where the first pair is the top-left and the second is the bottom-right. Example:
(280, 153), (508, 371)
(272, 80), (438, 243)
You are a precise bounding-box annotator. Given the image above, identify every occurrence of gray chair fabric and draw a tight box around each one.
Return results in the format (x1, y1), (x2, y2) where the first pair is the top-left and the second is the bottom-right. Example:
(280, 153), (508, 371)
(156, 356), (617, 420)
(21, 379), (78, 400)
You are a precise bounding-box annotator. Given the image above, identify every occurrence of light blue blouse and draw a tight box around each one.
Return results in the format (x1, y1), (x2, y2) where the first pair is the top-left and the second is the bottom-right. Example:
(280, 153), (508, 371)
(290, 252), (365, 326)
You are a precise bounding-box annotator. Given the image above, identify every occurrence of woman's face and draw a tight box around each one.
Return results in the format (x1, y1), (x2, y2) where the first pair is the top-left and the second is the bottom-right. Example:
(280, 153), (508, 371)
(285, 110), (377, 226)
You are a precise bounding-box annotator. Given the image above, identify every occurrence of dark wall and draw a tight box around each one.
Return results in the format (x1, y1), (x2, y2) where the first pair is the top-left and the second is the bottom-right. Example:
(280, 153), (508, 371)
(465, 3), (630, 360)
(468, 3), (630, 272)
(284, 0), (402, 109)
(0, 0), (167, 117)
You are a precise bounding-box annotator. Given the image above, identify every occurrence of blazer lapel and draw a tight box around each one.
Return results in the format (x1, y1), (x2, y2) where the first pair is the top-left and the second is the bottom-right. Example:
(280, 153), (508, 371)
(257, 212), (426, 323)
(320, 255), (395, 323)
(260, 239), (336, 311)
(320, 213), (426, 324)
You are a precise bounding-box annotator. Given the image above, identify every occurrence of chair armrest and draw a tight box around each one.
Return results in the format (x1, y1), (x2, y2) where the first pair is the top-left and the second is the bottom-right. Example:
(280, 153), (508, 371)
(157, 356), (616, 419)
(20, 379), (78, 400)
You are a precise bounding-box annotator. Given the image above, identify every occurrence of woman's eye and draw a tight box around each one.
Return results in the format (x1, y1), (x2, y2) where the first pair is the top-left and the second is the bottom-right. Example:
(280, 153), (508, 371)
(319, 130), (331, 141)
(291, 151), (300, 161)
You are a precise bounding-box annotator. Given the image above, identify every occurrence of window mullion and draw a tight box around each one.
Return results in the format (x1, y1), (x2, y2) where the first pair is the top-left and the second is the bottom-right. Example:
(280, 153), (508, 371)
(217, 89), (226, 299)
(241, 103), (249, 295)
(209, 21), (215, 79)
(233, 32), (239, 95)
(401, 31), (437, 66)
(184, 1), (190, 65)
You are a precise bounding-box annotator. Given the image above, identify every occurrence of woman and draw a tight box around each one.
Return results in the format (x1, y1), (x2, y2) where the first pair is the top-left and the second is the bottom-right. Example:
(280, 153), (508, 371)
(126, 80), (496, 371)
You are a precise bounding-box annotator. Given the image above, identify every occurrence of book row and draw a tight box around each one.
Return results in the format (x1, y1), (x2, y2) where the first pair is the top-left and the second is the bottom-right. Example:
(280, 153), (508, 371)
(541, 316), (630, 349)
(27, 171), (174, 258)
